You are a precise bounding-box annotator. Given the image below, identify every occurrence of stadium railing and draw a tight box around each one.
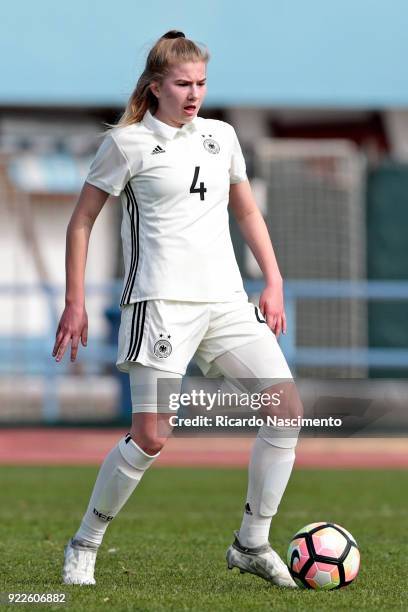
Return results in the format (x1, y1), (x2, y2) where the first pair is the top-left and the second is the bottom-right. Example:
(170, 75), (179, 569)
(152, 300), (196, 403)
(1, 279), (408, 422)
(245, 279), (408, 370)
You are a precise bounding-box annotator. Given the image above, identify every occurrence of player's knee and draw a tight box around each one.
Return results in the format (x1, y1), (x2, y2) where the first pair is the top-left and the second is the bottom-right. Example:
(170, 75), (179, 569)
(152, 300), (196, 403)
(129, 429), (166, 456)
(289, 384), (304, 419)
(277, 381), (303, 418)
(261, 380), (303, 421)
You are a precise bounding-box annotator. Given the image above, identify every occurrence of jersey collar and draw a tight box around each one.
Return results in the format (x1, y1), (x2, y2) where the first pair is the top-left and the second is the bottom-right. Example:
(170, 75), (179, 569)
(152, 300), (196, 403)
(143, 109), (198, 140)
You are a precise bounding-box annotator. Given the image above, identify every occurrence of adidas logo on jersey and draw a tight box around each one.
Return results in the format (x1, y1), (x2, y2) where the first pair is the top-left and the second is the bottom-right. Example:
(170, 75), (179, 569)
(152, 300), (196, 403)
(151, 145), (166, 155)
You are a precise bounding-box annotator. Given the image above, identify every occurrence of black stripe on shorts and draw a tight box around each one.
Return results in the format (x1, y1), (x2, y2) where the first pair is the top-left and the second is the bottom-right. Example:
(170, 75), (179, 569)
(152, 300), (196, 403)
(125, 301), (147, 361)
(254, 305), (267, 324)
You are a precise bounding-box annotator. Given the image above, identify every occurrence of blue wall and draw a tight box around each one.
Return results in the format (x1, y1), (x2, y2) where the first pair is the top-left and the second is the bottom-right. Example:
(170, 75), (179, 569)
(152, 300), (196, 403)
(1, 0), (407, 107)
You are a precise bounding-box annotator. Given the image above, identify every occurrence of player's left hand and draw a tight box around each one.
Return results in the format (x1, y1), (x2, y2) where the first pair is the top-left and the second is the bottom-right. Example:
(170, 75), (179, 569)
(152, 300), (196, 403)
(259, 285), (286, 338)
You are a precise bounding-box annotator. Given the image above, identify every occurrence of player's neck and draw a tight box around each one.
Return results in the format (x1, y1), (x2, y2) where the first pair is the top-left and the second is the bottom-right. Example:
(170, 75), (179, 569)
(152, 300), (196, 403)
(152, 109), (184, 129)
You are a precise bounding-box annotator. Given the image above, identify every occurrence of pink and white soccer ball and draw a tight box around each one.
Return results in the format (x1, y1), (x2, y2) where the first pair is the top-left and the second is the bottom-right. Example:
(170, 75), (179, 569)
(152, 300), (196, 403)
(287, 522), (360, 590)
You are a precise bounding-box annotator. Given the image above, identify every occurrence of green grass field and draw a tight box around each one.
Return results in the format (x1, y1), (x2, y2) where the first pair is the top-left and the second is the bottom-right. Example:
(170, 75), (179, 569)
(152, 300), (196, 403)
(1, 466), (407, 611)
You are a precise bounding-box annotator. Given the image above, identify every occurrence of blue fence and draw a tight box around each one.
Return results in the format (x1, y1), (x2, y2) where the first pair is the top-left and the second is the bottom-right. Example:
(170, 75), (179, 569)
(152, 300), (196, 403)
(246, 279), (408, 370)
(1, 280), (408, 422)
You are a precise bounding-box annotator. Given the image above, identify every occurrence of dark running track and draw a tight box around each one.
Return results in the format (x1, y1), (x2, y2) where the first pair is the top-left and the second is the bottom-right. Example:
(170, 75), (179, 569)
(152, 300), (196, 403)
(0, 429), (407, 468)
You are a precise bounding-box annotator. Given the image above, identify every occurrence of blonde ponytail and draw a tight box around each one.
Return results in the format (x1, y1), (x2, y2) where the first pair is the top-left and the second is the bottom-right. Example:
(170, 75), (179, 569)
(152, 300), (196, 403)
(105, 30), (209, 130)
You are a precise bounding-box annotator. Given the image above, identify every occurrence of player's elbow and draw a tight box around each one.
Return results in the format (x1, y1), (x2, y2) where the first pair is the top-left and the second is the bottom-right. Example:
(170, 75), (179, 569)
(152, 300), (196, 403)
(70, 182), (109, 229)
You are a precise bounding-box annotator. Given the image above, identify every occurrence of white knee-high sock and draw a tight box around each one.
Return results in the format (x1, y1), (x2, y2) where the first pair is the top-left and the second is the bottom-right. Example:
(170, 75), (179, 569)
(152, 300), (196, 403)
(73, 434), (159, 549)
(238, 437), (295, 548)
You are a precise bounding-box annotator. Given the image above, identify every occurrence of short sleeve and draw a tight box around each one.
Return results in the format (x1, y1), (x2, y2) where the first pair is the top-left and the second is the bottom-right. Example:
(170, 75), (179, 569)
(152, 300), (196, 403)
(85, 132), (131, 196)
(229, 126), (248, 184)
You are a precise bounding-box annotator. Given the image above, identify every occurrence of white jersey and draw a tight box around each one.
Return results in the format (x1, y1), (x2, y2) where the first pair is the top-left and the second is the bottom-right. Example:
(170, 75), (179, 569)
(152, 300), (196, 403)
(85, 109), (248, 307)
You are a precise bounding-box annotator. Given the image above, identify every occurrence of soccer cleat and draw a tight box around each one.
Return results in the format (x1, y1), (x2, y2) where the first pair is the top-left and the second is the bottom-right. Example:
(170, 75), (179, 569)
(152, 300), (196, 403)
(62, 539), (97, 585)
(226, 531), (297, 588)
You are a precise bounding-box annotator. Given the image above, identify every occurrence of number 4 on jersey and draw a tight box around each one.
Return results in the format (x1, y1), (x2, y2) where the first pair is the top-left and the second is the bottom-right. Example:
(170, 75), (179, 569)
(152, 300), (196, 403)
(190, 166), (207, 201)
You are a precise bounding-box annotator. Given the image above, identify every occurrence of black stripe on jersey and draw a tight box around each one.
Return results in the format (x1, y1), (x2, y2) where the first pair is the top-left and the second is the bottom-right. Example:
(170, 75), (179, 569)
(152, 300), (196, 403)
(126, 301), (147, 361)
(120, 183), (140, 307)
(120, 185), (136, 306)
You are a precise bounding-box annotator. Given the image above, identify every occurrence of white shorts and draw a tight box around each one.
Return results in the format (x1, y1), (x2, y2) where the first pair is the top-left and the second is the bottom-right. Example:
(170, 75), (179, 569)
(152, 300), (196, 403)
(116, 297), (292, 378)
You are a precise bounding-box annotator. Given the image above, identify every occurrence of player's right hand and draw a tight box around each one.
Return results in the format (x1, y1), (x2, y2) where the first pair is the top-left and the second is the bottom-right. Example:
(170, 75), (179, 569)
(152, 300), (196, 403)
(52, 304), (88, 362)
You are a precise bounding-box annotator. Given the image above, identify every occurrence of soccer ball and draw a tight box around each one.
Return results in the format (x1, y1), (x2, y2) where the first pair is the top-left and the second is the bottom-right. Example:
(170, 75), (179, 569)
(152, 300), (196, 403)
(287, 522), (360, 590)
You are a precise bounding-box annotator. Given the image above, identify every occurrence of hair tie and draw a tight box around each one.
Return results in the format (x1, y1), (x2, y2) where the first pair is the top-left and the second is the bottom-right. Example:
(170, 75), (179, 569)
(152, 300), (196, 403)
(162, 31), (185, 40)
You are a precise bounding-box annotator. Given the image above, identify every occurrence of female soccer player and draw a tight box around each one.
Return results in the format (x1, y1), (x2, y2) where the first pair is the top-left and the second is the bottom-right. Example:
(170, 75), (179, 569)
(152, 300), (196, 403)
(54, 30), (300, 588)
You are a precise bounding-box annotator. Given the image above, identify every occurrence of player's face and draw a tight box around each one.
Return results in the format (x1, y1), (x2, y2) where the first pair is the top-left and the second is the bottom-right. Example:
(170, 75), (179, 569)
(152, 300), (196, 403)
(151, 61), (207, 128)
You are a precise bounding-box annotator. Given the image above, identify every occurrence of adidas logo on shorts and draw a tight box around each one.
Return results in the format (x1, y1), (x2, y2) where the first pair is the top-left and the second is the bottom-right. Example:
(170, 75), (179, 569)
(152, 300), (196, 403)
(151, 145), (166, 155)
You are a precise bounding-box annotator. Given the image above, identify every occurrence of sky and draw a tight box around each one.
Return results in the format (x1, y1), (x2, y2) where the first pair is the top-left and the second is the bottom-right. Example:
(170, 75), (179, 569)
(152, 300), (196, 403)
(1, 0), (407, 107)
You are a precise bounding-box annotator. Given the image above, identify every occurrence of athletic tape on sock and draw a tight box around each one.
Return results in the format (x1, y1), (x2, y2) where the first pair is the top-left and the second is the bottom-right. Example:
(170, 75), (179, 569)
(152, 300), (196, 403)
(258, 424), (300, 449)
(259, 450), (296, 517)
